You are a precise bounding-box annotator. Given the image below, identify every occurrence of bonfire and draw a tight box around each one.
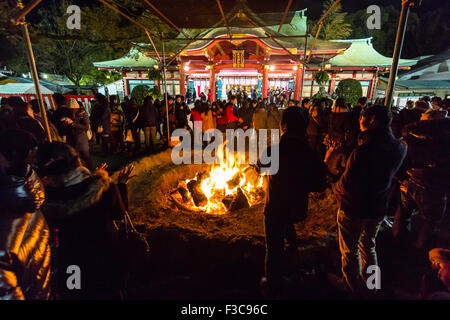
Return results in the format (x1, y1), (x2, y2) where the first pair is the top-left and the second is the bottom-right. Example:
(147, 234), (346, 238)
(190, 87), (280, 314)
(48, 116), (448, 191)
(169, 150), (265, 215)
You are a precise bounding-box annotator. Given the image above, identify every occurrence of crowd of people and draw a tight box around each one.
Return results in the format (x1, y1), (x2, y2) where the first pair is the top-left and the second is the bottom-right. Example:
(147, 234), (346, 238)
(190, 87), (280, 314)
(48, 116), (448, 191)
(0, 90), (449, 300)
(259, 94), (450, 299)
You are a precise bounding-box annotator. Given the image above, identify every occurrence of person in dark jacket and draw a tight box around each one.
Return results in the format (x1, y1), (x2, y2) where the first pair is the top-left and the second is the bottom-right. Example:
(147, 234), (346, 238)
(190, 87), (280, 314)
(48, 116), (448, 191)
(51, 93), (68, 129)
(61, 98), (93, 170)
(37, 142), (133, 299)
(261, 107), (327, 297)
(29, 99), (62, 142)
(109, 95), (125, 154)
(153, 98), (163, 137)
(161, 97), (176, 140)
(324, 98), (359, 163)
(0, 129), (51, 300)
(306, 98), (327, 159)
(399, 100), (429, 128)
(174, 95), (190, 129)
(93, 93), (112, 156)
(141, 96), (159, 152)
(125, 98), (142, 154)
(7, 97), (47, 144)
(331, 105), (407, 295)
(300, 98), (310, 119)
(266, 103), (281, 146)
(236, 99), (253, 130)
(393, 110), (449, 250)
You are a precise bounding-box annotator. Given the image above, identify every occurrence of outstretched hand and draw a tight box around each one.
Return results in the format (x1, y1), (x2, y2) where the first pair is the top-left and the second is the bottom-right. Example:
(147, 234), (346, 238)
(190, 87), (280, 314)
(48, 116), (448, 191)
(96, 163), (108, 171)
(118, 165), (136, 184)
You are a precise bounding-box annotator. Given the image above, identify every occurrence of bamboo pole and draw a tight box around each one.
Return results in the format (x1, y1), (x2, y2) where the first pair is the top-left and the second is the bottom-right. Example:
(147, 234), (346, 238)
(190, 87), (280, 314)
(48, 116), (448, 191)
(307, 23), (322, 63)
(277, 0), (293, 33)
(162, 34), (170, 145)
(21, 21), (52, 142)
(11, 0), (42, 25)
(141, 0), (189, 38)
(97, 0), (162, 61)
(299, 27), (309, 101)
(216, 0), (232, 38)
(384, 0), (417, 108)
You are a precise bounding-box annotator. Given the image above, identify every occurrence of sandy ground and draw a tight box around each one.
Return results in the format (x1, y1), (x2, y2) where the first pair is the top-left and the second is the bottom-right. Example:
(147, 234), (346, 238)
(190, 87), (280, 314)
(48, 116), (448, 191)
(111, 150), (345, 299)
(105, 149), (450, 299)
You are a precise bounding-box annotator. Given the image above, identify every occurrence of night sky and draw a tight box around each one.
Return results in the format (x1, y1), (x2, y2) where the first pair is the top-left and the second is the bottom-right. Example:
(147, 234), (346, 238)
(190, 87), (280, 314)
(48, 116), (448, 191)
(30, 0), (448, 21)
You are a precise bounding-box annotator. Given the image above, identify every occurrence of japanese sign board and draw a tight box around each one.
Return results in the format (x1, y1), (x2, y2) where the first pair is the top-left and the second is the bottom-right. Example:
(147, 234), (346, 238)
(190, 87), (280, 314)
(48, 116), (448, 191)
(232, 50), (245, 68)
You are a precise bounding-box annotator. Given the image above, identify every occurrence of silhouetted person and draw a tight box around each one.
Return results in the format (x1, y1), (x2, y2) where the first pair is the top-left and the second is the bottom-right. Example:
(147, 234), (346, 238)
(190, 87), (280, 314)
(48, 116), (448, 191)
(331, 105), (406, 296)
(261, 107), (326, 298)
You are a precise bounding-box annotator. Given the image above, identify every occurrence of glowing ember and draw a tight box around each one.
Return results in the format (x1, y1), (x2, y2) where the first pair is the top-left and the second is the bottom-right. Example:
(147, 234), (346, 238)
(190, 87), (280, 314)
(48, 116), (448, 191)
(170, 151), (265, 214)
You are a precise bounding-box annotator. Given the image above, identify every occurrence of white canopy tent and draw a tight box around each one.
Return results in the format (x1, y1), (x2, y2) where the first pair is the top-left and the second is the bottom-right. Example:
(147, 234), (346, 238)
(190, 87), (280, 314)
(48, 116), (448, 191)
(0, 83), (54, 95)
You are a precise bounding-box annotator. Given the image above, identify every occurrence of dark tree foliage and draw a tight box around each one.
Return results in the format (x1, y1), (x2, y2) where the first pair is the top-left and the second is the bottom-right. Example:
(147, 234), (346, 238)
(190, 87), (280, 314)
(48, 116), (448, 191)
(347, 5), (450, 58)
(0, 0), (175, 90)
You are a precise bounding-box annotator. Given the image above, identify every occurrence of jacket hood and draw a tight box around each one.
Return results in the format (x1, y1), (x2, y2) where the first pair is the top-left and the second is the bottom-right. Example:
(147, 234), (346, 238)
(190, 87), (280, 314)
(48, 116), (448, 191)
(41, 169), (112, 219)
(0, 167), (45, 214)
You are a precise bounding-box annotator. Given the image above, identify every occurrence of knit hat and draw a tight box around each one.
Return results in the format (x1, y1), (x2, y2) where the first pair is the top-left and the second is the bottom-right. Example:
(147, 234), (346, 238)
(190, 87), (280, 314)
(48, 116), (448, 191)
(66, 98), (79, 109)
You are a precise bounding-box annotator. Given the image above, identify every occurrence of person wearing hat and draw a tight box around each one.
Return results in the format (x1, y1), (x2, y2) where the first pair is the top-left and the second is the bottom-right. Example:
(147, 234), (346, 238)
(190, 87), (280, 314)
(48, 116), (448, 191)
(62, 98), (93, 170)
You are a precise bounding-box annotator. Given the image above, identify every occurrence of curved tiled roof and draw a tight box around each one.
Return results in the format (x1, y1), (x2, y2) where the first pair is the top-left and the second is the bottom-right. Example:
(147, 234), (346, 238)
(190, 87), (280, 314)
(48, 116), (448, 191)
(93, 48), (160, 69)
(329, 38), (417, 67)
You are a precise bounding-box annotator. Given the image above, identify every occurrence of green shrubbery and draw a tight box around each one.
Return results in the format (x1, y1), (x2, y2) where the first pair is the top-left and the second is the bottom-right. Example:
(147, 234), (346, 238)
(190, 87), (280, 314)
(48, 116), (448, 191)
(335, 78), (362, 106)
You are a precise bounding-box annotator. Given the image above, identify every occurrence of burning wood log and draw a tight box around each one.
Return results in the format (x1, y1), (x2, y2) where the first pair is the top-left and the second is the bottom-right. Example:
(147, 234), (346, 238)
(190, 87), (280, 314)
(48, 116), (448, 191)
(187, 179), (208, 207)
(169, 196), (204, 213)
(177, 186), (190, 203)
(196, 171), (209, 181)
(243, 166), (260, 186)
(170, 181), (191, 203)
(226, 172), (242, 189)
(229, 187), (250, 211)
(221, 194), (234, 209)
